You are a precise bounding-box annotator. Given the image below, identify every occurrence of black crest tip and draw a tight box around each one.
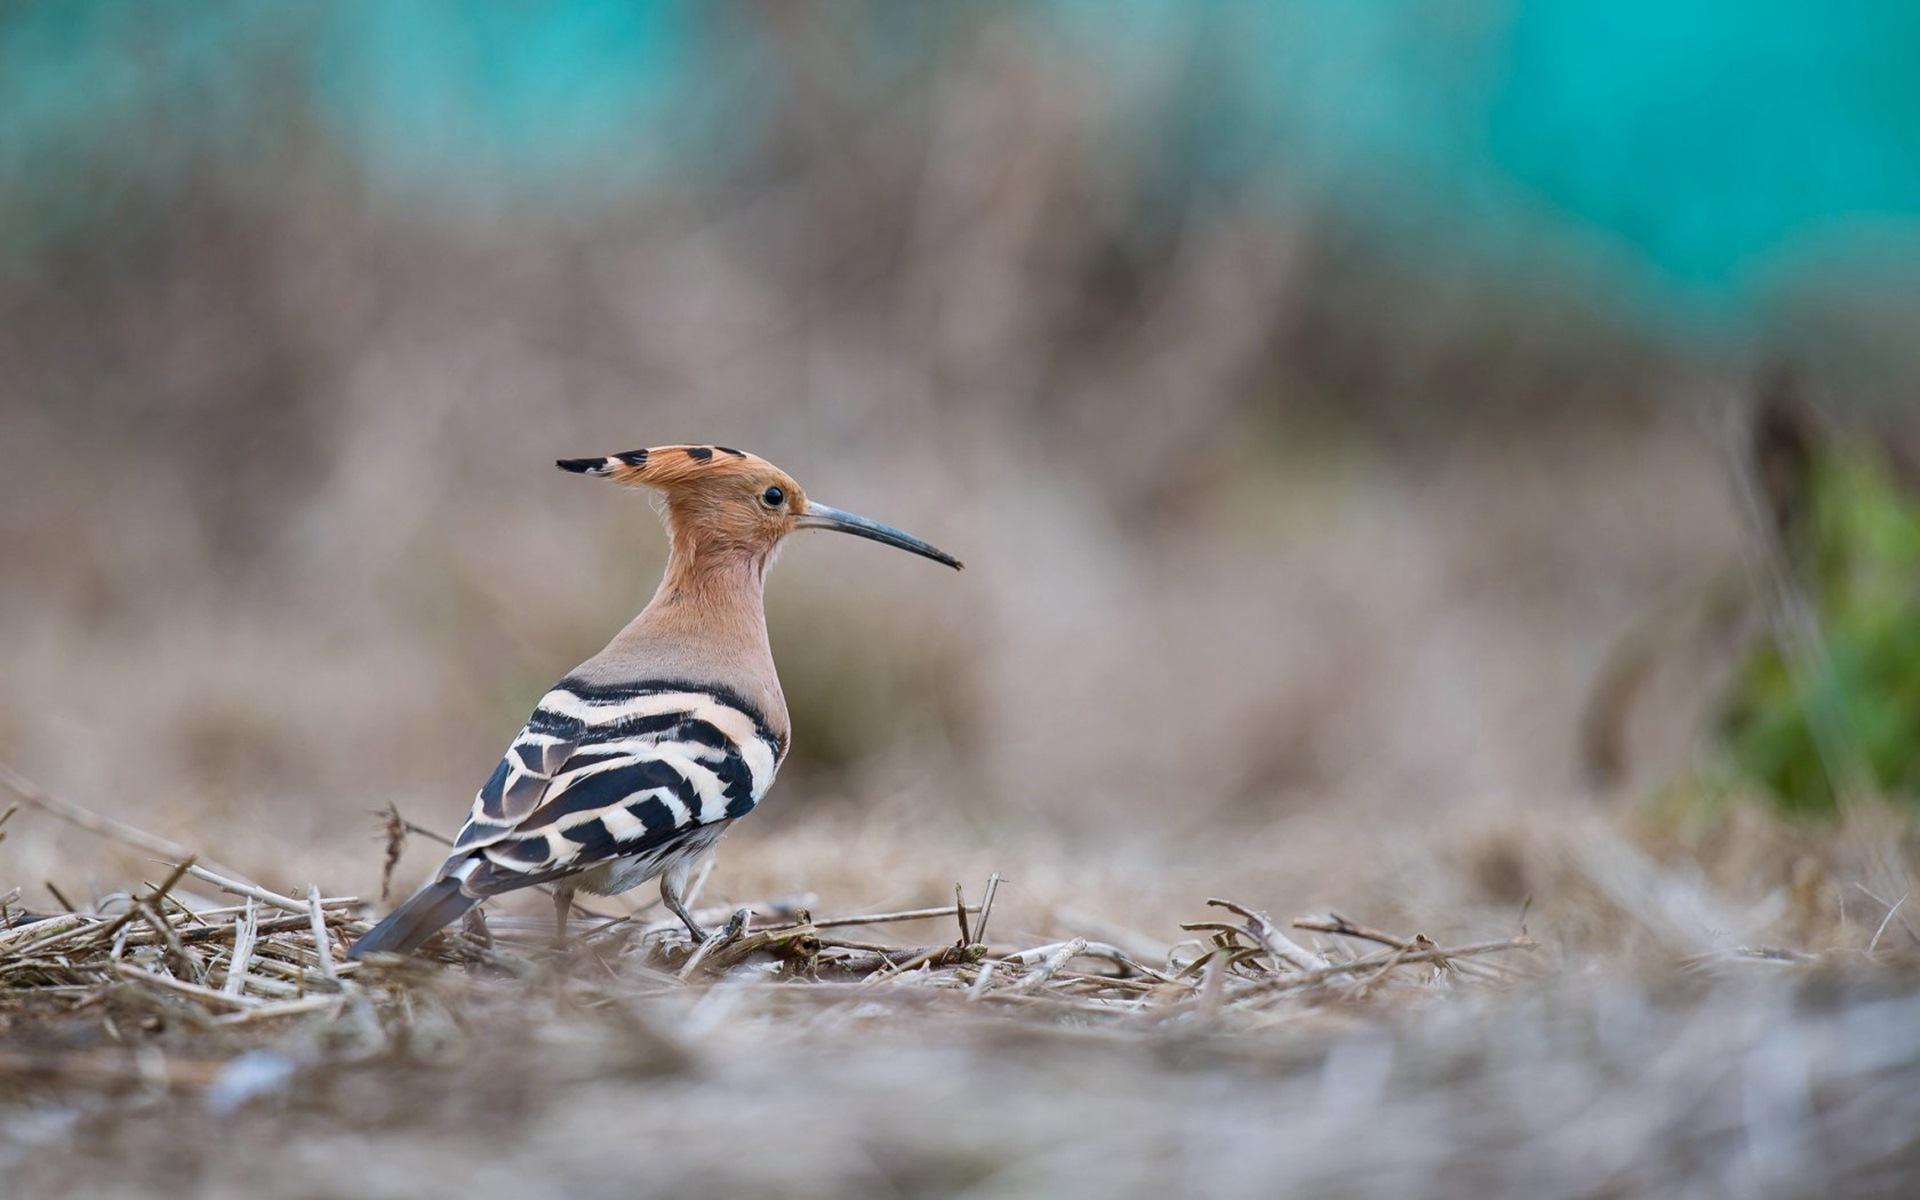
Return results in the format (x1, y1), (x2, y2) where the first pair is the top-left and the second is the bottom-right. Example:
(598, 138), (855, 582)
(556, 457), (609, 475)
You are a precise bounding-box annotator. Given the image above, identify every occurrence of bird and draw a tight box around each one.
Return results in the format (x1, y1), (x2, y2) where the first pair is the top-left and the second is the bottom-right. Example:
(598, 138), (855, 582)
(348, 444), (961, 958)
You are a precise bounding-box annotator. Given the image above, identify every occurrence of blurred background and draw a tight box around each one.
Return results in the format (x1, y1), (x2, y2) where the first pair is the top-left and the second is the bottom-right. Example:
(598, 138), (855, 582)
(7, 0), (1920, 933)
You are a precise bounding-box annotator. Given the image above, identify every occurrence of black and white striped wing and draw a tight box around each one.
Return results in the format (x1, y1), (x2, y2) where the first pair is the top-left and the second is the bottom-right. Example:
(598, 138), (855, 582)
(446, 679), (784, 894)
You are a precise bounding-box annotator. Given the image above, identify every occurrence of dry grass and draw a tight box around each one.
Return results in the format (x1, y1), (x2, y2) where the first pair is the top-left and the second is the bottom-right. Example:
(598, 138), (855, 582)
(4, 764), (1919, 1199)
(0, 760), (1538, 1040)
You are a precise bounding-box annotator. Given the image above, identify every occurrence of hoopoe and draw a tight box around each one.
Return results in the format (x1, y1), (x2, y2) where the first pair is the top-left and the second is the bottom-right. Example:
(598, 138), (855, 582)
(348, 445), (961, 958)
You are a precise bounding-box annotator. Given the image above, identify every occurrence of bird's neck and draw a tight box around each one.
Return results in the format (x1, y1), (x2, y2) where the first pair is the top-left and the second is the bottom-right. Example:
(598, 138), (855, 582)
(596, 527), (788, 741)
(643, 532), (771, 636)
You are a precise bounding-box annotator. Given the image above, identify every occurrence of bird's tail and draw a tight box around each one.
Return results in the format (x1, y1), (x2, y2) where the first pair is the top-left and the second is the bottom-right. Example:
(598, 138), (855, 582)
(347, 877), (476, 959)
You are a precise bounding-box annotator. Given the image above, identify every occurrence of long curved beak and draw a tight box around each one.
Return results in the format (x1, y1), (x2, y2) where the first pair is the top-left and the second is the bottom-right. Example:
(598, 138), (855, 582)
(797, 502), (963, 570)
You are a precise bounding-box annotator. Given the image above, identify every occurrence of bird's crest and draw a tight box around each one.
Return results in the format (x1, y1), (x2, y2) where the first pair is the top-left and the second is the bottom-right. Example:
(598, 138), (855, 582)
(557, 444), (765, 490)
(556, 443), (961, 569)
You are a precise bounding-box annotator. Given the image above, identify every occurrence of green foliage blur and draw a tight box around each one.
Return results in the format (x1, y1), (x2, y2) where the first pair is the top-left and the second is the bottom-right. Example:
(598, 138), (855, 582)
(1720, 443), (1920, 812)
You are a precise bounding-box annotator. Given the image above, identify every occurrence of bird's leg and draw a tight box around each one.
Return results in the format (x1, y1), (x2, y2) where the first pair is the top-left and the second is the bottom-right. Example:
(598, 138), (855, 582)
(661, 864), (708, 944)
(552, 884), (575, 946)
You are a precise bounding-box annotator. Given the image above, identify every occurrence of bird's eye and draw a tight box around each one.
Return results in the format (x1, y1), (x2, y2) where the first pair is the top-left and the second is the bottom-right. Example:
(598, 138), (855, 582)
(761, 486), (785, 508)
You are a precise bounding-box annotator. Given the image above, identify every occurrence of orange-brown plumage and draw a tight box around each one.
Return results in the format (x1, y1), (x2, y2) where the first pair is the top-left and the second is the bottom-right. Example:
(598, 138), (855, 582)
(563, 446), (809, 752)
(570, 444), (812, 574)
(349, 443), (959, 958)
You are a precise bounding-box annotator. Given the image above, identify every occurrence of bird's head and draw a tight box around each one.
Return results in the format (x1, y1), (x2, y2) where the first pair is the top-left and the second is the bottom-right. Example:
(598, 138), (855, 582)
(558, 445), (962, 572)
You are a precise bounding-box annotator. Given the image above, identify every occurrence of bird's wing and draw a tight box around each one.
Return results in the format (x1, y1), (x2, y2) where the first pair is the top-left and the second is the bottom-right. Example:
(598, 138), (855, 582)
(446, 678), (784, 894)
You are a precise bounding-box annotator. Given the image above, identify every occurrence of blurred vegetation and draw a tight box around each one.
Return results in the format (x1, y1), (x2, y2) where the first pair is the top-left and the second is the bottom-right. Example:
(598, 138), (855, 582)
(1719, 436), (1920, 813)
(9, 0), (1920, 876)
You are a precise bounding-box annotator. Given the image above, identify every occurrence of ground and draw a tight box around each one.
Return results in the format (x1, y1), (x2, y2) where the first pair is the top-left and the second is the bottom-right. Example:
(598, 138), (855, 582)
(3, 782), (1917, 1199)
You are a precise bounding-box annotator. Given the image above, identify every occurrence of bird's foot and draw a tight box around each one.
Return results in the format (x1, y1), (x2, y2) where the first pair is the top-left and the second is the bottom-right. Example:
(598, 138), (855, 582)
(461, 906), (493, 949)
(663, 885), (708, 944)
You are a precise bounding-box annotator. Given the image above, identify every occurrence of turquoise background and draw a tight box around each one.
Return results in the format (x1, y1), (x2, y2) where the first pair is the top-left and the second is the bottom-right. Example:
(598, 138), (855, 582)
(6, 1), (1920, 321)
